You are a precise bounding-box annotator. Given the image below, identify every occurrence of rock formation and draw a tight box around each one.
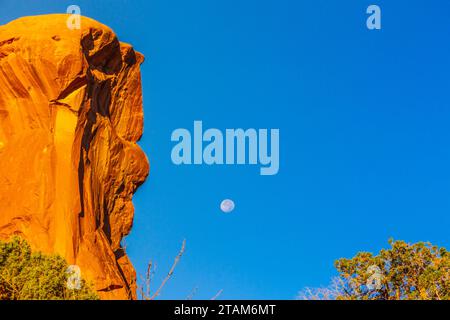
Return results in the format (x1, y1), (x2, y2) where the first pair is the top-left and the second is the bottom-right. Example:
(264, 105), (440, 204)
(0, 15), (149, 299)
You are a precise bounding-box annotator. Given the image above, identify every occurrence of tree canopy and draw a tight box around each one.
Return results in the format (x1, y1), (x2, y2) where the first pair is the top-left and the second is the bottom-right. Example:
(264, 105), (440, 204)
(300, 240), (450, 300)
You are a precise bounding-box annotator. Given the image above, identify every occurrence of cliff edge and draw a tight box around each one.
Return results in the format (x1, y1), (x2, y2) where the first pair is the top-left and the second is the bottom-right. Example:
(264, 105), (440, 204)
(0, 14), (149, 299)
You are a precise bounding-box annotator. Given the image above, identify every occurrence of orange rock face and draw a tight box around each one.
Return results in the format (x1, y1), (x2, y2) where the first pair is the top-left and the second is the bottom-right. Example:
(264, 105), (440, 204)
(0, 15), (149, 299)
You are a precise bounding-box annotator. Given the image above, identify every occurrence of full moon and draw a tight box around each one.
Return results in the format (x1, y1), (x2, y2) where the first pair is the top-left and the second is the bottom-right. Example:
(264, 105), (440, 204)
(220, 199), (235, 213)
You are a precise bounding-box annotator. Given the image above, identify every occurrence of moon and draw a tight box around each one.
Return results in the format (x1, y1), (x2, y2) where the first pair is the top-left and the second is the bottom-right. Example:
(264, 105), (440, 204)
(220, 199), (235, 213)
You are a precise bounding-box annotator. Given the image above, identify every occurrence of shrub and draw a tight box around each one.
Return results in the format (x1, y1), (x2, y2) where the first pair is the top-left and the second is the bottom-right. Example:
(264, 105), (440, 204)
(0, 237), (98, 300)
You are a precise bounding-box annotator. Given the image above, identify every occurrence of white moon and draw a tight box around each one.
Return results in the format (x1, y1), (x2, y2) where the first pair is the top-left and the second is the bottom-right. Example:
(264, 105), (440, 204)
(220, 199), (235, 213)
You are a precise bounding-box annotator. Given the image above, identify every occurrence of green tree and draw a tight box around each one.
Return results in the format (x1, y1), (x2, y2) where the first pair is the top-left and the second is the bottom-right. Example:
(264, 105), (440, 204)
(299, 240), (450, 300)
(0, 237), (98, 300)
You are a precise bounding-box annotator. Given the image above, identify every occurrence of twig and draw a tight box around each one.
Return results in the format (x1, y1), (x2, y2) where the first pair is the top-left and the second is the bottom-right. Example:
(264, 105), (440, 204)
(211, 289), (223, 300)
(186, 286), (198, 300)
(146, 261), (153, 298)
(149, 239), (186, 300)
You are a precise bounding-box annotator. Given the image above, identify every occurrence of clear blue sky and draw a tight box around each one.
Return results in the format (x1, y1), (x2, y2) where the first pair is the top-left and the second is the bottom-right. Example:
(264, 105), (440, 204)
(2, 0), (450, 299)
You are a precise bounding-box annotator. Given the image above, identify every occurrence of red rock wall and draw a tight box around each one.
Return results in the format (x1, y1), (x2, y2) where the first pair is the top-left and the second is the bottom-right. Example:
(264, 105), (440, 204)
(0, 14), (149, 299)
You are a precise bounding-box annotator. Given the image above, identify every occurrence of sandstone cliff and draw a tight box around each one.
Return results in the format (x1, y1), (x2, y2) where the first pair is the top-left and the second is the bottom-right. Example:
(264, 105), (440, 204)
(0, 15), (149, 299)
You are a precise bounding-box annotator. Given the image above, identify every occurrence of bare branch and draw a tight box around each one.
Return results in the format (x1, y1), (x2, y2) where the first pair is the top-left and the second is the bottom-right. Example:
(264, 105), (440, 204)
(186, 286), (198, 300)
(146, 260), (153, 299)
(211, 289), (223, 300)
(149, 239), (186, 300)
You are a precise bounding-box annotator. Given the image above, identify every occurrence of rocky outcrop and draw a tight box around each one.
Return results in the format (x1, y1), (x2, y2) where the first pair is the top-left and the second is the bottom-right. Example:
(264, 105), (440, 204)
(0, 15), (149, 299)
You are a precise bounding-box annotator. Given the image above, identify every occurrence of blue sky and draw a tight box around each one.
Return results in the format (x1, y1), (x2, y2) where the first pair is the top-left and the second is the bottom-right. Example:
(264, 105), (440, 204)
(1, 0), (450, 299)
